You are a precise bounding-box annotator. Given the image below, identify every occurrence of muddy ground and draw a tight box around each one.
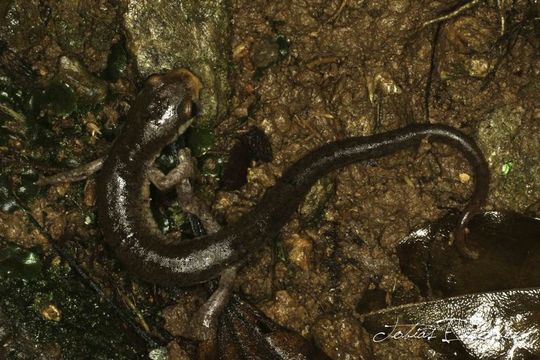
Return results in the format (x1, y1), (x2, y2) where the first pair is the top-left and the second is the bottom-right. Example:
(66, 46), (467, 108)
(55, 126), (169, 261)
(0, 0), (539, 359)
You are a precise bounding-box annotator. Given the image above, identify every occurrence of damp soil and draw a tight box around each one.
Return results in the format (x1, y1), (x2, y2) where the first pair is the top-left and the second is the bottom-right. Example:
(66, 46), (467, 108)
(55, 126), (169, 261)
(0, 0), (539, 359)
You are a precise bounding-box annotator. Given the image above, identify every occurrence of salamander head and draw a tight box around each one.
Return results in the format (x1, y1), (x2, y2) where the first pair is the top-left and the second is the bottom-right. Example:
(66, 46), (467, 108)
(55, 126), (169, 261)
(139, 68), (202, 144)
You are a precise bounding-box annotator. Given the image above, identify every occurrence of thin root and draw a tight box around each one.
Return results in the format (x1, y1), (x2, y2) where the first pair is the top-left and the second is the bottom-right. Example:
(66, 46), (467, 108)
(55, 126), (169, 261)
(326, 0), (348, 24)
(421, 0), (483, 29)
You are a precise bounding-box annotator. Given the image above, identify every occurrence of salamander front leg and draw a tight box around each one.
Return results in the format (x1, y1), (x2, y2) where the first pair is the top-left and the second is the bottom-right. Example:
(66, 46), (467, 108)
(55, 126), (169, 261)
(148, 149), (197, 192)
(35, 157), (105, 185)
(168, 151), (237, 341)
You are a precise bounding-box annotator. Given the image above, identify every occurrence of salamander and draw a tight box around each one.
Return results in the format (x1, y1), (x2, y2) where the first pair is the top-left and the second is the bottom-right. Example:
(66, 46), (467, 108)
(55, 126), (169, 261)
(45, 68), (490, 288)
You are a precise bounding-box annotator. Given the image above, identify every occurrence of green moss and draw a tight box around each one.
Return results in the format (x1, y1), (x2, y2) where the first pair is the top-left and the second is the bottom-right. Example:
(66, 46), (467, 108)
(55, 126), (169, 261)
(33, 82), (77, 116)
(0, 245), (42, 280)
(153, 200), (186, 235)
(166, 202), (186, 232)
(501, 160), (513, 176)
(0, 243), (145, 359)
(186, 126), (214, 158)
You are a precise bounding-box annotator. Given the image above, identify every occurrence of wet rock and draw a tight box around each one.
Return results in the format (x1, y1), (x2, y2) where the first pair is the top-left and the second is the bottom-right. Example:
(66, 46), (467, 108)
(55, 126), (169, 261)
(477, 106), (540, 211)
(0, 243), (146, 358)
(124, 0), (231, 127)
(363, 288), (540, 359)
(57, 56), (108, 106)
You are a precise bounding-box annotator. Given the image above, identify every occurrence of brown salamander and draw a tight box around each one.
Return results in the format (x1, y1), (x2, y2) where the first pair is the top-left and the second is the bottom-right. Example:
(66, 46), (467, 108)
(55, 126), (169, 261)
(42, 68), (490, 288)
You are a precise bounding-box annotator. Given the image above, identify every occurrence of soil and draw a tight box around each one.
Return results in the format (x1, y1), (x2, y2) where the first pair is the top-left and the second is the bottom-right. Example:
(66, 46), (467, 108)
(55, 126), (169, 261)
(0, 0), (538, 359)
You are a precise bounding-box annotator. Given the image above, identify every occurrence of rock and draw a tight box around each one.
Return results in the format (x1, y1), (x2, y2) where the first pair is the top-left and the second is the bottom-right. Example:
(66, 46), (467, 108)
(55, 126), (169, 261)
(57, 56), (108, 106)
(285, 233), (313, 271)
(48, 1), (119, 72)
(124, 0), (232, 127)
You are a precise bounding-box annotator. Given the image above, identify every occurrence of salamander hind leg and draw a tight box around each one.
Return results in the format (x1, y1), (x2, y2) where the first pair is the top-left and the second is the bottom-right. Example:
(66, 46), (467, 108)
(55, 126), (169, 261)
(188, 266), (238, 341)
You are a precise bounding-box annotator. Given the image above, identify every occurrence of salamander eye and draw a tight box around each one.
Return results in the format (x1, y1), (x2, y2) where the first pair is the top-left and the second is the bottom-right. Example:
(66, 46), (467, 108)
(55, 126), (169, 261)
(146, 73), (164, 88)
(178, 99), (199, 119)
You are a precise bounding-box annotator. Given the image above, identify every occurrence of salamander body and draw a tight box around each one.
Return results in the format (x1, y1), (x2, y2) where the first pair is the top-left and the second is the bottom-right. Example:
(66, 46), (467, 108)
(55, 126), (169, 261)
(96, 68), (489, 287)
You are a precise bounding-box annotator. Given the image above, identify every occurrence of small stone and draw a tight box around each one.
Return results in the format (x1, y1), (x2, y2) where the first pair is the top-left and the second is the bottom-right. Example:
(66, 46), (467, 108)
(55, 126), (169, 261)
(148, 347), (168, 360)
(459, 173), (471, 184)
(285, 233), (313, 271)
(40, 304), (61, 322)
(57, 56), (108, 106)
(465, 57), (491, 78)
(162, 292), (203, 338)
